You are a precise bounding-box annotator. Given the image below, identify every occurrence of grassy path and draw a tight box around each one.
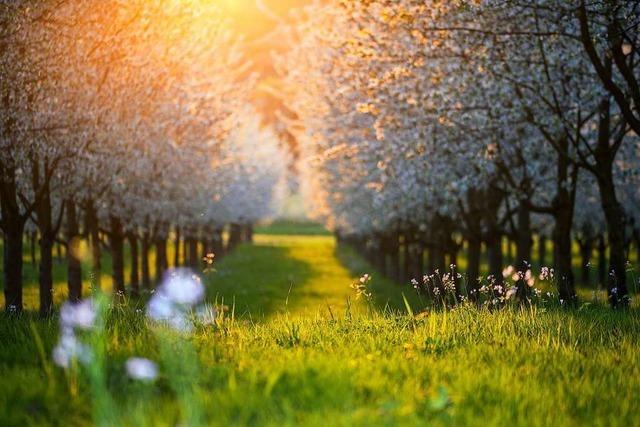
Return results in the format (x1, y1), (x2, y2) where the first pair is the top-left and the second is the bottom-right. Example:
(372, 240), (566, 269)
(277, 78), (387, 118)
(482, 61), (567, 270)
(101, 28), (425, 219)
(1, 227), (639, 426)
(207, 234), (417, 319)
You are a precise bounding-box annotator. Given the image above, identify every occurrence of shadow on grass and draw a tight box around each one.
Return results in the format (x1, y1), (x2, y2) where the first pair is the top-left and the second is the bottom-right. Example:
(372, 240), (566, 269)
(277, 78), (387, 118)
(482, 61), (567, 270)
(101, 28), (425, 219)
(206, 243), (317, 319)
(333, 243), (423, 313)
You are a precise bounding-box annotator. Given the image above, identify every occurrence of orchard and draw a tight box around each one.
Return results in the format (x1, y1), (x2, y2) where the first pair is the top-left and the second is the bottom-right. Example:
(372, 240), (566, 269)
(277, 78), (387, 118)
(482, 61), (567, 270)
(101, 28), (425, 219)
(1, 1), (639, 426)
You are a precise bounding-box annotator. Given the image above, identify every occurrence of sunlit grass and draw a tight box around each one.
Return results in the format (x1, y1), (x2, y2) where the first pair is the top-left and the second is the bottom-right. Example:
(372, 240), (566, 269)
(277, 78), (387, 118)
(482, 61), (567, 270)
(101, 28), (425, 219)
(1, 224), (639, 425)
(1, 304), (638, 426)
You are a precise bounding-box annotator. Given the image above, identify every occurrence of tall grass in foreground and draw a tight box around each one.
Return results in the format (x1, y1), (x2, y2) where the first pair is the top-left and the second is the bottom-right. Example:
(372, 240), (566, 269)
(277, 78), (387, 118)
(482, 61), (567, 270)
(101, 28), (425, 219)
(1, 301), (639, 426)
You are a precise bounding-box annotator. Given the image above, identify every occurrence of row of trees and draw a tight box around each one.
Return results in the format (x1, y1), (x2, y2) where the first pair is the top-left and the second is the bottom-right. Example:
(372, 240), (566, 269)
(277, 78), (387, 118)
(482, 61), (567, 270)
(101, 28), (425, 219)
(0, 0), (287, 315)
(281, 0), (640, 307)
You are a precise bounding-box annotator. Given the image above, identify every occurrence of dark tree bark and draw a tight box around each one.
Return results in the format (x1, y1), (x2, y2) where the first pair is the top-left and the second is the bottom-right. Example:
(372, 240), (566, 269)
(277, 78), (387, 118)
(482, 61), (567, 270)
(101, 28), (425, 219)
(2, 221), (24, 311)
(227, 223), (243, 251)
(155, 236), (168, 284)
(537, 234), (547, 268)
(128, 232), (140, 297)
(30, 232), (37, 267)
(383, 231), (401, 282)
(85, 200), (101, 291)
(592, 95), (629, 307)
(466, 237), (481, 298)
(552, 138), (577, 305)
(402, 231), (412, 284)
(515, 202), (533, 300)
(141, 231), (151, 290)
(211, 227), (225, 259)
(38, 231), (54, 317)
(0, 168), (26, 310)
(66, 201), (82, 303)
(578, 237), (593, 288)
(463, 189), (483, 298)
(414, 240), (424, 281)
(485, 188), (504, 281)
(173, 226), (181, 267)
(598, 234), (607, 289)
(187, 235), (198, 269)
(110, 216), (125, 296)
(32, 160), (57, 318)
(244, 224), (254, 243)
(428, 217), (447, 275)
(371, 233), (387, 277)
(182, 237), (188, 267)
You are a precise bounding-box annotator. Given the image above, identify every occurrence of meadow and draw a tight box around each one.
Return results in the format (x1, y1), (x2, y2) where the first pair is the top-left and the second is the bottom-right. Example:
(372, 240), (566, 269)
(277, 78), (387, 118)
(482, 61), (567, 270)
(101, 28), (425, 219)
(1, 224), (639, 426)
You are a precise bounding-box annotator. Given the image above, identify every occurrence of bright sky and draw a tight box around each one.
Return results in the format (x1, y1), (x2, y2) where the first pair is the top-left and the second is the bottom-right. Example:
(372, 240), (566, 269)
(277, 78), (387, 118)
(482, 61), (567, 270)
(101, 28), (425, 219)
(217, 0), (308, 40)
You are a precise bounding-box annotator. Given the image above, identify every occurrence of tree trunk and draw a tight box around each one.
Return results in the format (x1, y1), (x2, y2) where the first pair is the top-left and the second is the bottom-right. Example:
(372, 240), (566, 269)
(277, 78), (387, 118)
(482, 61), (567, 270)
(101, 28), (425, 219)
(245, 224), (254, 243)
(174, 227), (181, 267)
(182, 237), (188, 266)
(537, 234), (547, 268)
(552, 138), (577, 304)
(66, 201), (82, 303)
(466, 237), (481, 299)
(414, 240), (424, 281)
(402, 232), (412, 284)
(597, 175), (628, 307)
(86, 201), (101, 291)
(188, 236), (198, 269)
(515, 202), (533, 301)
(3, 222), (24, 312)
(484, 187), (503, 281)
(598, 235), (607, 289)
(385, 231), (401, 282)
(553, 208), (576, 304)
(486, 233), (503, 282)
(110, 216), (125, 295)
(228, 223), (243, 251)
(212, 227), (225, 259)
(594, 93), (629, 307)
(128, 233), (140, 297)
(464, 189), (483, 298)
(30, 232), (37, 267)
(33, 161), (54, 318)
(155, 236), (168, 284)
(578, 239), (592, 288)
(141, 231), (151, 290)
(38, 231), (54, 317)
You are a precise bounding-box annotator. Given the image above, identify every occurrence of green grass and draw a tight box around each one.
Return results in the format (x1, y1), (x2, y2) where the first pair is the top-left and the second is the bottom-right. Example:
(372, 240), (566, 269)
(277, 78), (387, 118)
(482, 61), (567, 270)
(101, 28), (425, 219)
(254, 220), (331, 236)
(0, 224), (639, 426)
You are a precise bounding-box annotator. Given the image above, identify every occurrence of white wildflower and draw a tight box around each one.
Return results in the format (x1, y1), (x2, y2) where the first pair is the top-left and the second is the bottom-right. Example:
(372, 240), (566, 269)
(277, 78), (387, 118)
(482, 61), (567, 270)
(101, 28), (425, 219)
(125, 357), (158, 381)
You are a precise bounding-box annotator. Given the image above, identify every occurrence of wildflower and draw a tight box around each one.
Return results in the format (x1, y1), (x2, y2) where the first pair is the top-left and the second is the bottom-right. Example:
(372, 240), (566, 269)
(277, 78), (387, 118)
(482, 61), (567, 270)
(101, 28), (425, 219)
(160, 269), (205, 305)
(524, 270), (535, 287)
(203, 253), (215, 265)
(442, 274), (456, 293)
(60, 299), (97, 330)
(539, 267), (554, 281)
(125, 357), (158, 381)
(502, 265), (514, 279)
(350, 274), (372, 300)
(505, 287), (517, 300)
(146, 268), (206, 332)
(52, 329), (91, 368)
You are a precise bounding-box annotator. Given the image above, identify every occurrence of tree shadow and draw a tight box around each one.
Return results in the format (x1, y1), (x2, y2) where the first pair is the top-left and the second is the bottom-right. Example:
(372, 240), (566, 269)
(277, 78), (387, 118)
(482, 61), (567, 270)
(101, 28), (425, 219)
(205, 243), (317, 320)
(333, 243), (423, 313)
